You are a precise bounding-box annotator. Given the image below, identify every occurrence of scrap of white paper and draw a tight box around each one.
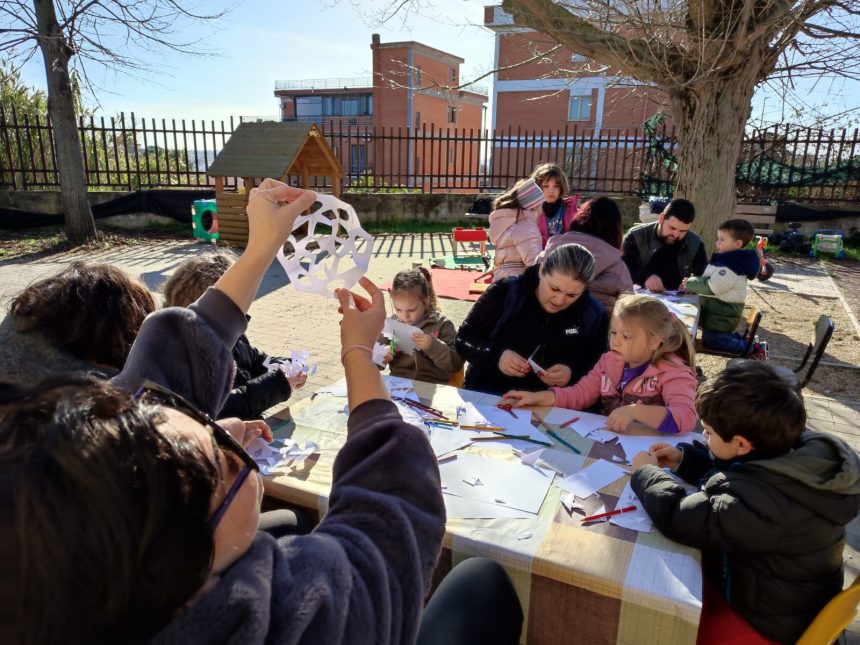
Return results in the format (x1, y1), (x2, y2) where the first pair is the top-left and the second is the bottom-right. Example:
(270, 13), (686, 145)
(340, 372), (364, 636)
(275, 192), (374, 297)
(246, 437), (319, 475)
(540, 408), (608, 439)
(372, 343), (389, 367)
(314, 383), (348, 397)
(439, 452), (554, 514)
(560, 492), (585, 514)
(609, 482), (653, 532)
(519, 448), (544, 467)
(382, 318), (422, 355)
(425, 427), (476, 458)
(527, 357), (546, 376)
(558, 460), (628, 498)
(533, 448), (584, 477)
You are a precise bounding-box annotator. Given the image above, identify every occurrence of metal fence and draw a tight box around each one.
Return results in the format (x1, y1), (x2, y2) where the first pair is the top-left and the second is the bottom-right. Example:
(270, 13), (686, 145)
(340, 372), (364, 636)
(2, 107), (859, 203)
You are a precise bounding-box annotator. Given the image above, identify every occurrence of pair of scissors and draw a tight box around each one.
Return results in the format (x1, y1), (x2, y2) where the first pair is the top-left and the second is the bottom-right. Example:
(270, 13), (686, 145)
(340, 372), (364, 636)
(496, 402), (518, 418)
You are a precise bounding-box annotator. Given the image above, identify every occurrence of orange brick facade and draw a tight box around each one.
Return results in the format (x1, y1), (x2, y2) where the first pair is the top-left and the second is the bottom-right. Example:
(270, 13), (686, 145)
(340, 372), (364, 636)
(274, 35), (486, 191)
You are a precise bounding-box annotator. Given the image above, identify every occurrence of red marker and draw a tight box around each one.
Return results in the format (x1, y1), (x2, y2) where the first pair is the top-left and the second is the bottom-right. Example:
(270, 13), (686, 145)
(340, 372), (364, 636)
(580, 505), (637, 522)
(560, 416), (580, 428)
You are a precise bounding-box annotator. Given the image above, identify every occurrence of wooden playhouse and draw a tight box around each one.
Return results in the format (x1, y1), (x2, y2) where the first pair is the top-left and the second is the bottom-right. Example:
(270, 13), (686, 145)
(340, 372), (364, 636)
(206, 122), (344, 245)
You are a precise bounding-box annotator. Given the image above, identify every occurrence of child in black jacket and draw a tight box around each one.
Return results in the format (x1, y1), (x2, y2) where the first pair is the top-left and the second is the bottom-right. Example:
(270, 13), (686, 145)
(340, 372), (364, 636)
(163, 251), (306, 418)
(630, 361), (860, 643)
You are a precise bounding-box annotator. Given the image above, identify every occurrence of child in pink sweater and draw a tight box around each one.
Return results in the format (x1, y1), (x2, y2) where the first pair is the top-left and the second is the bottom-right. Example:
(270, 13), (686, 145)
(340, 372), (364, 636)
(488, 177), (545, 282)
(501, 294), (698, 434)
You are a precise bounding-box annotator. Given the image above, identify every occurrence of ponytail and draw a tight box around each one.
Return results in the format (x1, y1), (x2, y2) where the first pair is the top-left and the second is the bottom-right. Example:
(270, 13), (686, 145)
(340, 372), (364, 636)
(391, 266), (439, 314)
(613, 295), (696, 369)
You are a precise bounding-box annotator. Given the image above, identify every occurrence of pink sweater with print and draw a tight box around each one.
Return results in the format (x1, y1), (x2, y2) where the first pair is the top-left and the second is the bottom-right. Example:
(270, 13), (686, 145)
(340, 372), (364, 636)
(551, 351), (698, 433)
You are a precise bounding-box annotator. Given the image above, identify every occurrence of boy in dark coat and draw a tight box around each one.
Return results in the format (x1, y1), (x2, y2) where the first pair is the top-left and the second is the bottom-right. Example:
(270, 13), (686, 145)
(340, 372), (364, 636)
(630, 361), (860, 644)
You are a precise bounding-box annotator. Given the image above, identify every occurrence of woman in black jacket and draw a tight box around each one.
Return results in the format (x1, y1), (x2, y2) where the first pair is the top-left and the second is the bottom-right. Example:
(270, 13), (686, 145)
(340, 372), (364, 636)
(456, 243), (608, 396)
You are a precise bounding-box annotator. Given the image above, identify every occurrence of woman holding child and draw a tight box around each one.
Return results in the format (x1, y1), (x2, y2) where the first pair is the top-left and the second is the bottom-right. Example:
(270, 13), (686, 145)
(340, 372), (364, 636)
(456, 242), (608, 396)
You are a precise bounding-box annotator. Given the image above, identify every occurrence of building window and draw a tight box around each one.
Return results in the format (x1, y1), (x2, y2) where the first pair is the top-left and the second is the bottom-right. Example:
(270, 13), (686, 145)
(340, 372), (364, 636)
(450, 66), (456, 82)
(296, 96), (322, 118)
(447, 107), (457, 124)
(414, 111), (421, 129)
(350, 144), (367, 175)
(568, 95), (592, 121)
(415, 66), (422, 87)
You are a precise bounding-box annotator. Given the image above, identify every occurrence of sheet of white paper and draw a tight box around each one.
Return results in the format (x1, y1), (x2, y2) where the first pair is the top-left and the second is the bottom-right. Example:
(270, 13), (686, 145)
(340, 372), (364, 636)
(560, 492), (585, 514)
(314, 383), (348, 397)
(439, 452), (554, 514)
(609, 481), (653, 532)
(558, 460), (628, 498)
(382, 375), (416, 395)
(458, 403), (549, 450)
(541, 408), (608, 438)
(394, 400), (428, 427)
(587, 428), (618, 444)
(383, 318), (422, 355)
(443, 493), (533, 519)
(292, 395), (349, 431)
(426, 427), (476, 458)
(614, 432), (691, 462)
(533, 448), (584, 477)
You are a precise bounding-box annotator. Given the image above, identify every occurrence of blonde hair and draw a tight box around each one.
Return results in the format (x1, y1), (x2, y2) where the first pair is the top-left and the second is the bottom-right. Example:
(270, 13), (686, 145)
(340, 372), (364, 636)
(612, 294), (696, 368)
(162, 251), (238, 308)
(530, 162), (570, 197)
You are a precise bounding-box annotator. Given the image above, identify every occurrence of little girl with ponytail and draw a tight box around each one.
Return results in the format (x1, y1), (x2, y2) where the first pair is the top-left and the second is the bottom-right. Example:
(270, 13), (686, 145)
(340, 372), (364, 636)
(502, 294), (698, 434)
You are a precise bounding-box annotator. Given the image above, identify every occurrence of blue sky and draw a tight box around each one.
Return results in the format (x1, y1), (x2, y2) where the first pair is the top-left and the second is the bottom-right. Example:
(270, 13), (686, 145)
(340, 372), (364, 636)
(13, 0), (858, 129)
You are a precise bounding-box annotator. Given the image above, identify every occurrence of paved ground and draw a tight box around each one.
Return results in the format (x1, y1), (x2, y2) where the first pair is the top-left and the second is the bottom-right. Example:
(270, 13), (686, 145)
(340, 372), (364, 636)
(1, 233), (858, 639)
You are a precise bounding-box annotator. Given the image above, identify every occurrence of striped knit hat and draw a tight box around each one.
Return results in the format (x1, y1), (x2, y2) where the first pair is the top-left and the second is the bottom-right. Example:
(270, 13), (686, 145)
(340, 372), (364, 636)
(516, 178), (545, 211)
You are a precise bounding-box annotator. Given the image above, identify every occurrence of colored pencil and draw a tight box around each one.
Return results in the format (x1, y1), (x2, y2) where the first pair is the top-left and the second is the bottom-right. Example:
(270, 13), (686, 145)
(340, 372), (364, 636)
(547, 429), (582, 455)
(472, 433), (552, 447)
(459, 424), (506, 432)
(580, 505), (637, 522)
(559, 416), (580, 428)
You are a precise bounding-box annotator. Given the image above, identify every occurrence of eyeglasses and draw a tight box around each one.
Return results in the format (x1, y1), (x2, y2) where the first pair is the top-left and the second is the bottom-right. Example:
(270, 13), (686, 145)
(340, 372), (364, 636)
(133, 380), (259, 529)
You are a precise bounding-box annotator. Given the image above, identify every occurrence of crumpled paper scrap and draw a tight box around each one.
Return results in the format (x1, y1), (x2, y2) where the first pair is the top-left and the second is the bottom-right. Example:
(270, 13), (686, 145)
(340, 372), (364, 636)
(246, 437), (320, 475)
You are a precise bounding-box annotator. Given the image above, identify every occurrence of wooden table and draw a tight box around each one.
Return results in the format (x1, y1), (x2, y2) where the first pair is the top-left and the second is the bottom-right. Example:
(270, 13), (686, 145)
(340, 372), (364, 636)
(264, 380), (703, 645)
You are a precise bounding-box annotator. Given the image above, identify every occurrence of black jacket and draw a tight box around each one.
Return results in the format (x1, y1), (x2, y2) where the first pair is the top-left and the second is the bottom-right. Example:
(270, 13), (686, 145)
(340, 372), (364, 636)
(219, 334), (292, 419)
(456, 265), (608, 395)
(631, 432), (860, 643)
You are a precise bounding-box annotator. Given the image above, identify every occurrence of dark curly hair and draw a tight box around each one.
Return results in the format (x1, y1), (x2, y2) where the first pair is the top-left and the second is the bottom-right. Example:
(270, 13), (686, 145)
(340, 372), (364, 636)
(9, 262), (156, 369)
(567, 196), (623, 249)
(0, 375), (218, 644)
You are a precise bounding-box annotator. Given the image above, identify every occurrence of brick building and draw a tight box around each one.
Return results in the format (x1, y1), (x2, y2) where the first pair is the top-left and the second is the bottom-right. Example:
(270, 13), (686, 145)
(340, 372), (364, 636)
(484, 5), (669, 190)
(274, 34), (487, 190)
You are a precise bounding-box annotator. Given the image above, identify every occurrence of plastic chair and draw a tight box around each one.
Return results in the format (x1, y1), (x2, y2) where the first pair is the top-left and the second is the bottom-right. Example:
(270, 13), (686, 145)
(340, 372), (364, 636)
(447, 366), (465, 388)
(793, 315), (834, 388)
(695, 309), (762, 358)
(796, 575), (860, 645)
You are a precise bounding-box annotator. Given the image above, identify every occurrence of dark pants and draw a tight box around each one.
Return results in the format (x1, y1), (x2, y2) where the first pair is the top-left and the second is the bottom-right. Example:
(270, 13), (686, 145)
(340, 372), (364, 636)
(702, 329), (747, 354)
(417, 558), (523, 645)
(257, 508), (314, 538)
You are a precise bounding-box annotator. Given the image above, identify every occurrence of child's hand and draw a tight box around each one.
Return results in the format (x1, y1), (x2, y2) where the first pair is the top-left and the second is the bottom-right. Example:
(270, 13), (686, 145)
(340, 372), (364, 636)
(679, 277), (688, 293)
(218, 417), (273, 447)
(538, 363), (571, 387)
(606, 404), (638, 433)
(412, 331), (433, 351)
(648, 442), (682, 470)
(246, 179), (316, 258)
(335, 277), (386, 352)
(644, 275), (666, 293)
(632, 451), (658, 469)
(382, 350), (394, 365)
(288, 373), (307, 390)
(499, 390), (556, 408)
(499, 350), (530, 377)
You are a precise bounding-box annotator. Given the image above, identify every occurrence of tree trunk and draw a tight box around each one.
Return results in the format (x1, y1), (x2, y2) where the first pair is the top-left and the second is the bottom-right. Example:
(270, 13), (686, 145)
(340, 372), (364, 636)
(33, 0), (96, 242)
(669, 73), (758, 246)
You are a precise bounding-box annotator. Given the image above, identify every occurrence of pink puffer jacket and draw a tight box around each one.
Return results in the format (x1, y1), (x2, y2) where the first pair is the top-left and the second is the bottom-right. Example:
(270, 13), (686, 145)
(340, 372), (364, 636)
(488, 207), (542, 282)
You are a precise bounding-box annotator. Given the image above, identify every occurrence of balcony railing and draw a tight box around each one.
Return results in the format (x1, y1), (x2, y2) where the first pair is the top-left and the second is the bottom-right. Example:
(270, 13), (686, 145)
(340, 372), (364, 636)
(275, 77), (373, 91)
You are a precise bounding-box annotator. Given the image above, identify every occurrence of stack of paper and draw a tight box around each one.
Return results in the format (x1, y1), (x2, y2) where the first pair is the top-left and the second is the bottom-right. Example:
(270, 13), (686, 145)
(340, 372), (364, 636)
(439, 452), (555, 518)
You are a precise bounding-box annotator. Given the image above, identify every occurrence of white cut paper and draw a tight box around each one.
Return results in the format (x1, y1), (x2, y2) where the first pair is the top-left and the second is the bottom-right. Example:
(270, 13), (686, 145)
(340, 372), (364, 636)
(275, 192), (374, 297)
(382, 318), (422, 355)
(457, 403), (549, 451)
(371, 343), (389, 367)
(533, 448), (584, 477)
(558, 460), (628, 498)
(314, 383), (348, 397)
(609, 482), (653, 532)
(541, 408), (608, 438)
(425, 426), (476, 459)
(527, 357), (547, 376)
(246, 437), (319, 475)
(560, 492), (585, 514)
(519, 448), (544, 467)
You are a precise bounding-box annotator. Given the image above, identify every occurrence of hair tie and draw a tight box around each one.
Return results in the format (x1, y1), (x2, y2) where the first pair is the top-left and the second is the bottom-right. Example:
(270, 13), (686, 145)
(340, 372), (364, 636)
(669, 312), (678, 322)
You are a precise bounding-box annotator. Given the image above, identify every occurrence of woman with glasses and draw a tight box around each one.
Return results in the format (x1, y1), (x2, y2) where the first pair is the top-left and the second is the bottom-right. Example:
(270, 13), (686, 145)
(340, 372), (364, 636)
(1, 180), (522, 645)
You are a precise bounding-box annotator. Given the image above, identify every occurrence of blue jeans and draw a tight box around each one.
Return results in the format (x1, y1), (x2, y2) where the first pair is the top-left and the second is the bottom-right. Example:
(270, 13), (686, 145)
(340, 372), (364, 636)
(702, 329), (747, 355)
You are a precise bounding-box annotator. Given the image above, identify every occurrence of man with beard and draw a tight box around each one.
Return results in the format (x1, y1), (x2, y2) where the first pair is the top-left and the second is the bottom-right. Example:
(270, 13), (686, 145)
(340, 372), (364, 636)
(622, 199), (707, 292)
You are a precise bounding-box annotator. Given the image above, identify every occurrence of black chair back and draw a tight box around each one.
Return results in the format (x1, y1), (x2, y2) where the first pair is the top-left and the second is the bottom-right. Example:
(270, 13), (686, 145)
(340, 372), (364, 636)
(795, 315), (834, 388)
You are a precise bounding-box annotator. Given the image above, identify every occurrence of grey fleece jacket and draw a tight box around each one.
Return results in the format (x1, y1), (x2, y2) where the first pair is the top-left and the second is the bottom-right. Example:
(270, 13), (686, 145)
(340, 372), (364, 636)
(111, 288), (446, 644)
(632, 430), (860, 644)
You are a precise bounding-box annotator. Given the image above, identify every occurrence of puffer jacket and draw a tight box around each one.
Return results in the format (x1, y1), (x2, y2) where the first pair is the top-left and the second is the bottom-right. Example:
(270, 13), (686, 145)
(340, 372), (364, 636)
(537, 195), (579, 246)
(632, 431), (860, 644)
(684, 249), (759, 332)
(545, 231), (633, 313)
(488, 207), (542, 282)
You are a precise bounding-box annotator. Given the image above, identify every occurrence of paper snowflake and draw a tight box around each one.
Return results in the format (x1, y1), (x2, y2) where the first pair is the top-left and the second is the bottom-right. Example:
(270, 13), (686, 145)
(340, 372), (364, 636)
(276, 193), (374, 297)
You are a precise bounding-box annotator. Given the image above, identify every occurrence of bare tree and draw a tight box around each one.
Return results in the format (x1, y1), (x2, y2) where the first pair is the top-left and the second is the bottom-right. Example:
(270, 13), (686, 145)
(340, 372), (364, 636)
(0, 1), (231, 242)
(499, 0), (860, 241)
